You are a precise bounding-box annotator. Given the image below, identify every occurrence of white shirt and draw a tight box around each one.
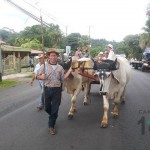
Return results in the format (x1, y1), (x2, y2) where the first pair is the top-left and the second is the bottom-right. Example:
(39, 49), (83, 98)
(107, 50), (115, 61)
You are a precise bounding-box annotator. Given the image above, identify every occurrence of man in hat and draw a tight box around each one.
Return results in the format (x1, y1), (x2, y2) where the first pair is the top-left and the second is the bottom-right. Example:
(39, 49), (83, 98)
(30, 54), (46, 110)
(35, 49), (72, 135)
(97, 52), (104, 63)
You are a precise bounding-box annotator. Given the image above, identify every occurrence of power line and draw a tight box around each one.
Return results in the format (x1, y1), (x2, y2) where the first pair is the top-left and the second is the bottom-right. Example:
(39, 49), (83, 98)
(22, 0), (66, 28)
(6, 0), (52, 27)
(6, 0), (67, 36)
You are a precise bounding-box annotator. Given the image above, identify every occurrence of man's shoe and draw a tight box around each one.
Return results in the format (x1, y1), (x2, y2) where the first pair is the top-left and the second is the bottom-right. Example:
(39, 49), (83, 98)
(36, 105), (43, 110)
(48, 128), (56, 135)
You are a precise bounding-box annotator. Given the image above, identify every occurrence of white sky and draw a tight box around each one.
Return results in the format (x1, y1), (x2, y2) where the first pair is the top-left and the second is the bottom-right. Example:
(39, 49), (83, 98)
(0, 0), (150, 42)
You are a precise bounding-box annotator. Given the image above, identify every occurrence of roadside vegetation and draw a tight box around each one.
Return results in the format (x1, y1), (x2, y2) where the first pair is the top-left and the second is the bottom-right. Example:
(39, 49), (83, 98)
(0, 79), (19, 89)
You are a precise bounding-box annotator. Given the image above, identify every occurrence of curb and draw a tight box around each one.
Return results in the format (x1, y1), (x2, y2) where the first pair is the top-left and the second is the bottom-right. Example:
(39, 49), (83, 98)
(2, 72), (33, 80)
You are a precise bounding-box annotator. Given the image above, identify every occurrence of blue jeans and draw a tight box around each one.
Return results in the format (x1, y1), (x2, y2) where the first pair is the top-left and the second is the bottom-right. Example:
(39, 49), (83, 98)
(38, 80), (43, 106)
(44, 87), (61, 128)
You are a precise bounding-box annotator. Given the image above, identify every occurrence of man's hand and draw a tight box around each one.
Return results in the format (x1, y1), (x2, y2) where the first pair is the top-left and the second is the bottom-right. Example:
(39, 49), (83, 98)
(36, 74), (46, 80)
(30, 80), (34, 86)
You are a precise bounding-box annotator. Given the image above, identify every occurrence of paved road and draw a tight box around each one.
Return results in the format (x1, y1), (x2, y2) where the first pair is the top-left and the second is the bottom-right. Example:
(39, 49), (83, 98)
(0, 69), (150, 150)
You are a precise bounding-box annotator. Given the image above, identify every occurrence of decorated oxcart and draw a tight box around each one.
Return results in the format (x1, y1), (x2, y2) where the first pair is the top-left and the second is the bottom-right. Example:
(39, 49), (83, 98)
(62, 55), (131, 127)
(71, 57), (119, 93)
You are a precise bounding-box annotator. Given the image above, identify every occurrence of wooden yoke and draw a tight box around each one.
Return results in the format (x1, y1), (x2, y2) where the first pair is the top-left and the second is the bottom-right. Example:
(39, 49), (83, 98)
(77, 68), (97, 80)
(71, 57), (97, 80)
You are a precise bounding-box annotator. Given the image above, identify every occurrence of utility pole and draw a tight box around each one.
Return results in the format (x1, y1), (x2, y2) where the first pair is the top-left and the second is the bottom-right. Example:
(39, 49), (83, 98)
(0, 44), (2, 82)
(66, 26), (68, 37)
(88, 26), (92, 57)
(88, 26), (92, 38)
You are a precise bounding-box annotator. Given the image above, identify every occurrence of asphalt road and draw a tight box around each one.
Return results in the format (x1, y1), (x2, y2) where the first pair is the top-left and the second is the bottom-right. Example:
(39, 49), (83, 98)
(0, 69), (150, 150)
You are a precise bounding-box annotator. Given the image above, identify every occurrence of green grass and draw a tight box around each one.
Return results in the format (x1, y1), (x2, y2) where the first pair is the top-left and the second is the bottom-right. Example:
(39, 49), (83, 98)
(0, 80), (19, 89)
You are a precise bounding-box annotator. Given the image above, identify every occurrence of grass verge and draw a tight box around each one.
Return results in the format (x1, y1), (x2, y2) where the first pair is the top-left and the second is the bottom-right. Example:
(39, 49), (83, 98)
(0, 79), (19, 89)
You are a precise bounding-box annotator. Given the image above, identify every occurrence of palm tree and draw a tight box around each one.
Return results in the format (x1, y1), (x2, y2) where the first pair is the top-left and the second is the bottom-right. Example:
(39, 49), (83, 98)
(140, 17), (150, 49)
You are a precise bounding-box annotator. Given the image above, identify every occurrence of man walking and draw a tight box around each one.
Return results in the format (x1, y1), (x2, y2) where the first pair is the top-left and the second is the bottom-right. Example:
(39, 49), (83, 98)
(36, 49), (72, 135)
(30, 54), (46, 110)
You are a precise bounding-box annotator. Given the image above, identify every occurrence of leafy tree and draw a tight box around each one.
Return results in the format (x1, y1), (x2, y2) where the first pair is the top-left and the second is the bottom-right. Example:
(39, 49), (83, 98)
(0, 29), (18, 45)
(21, 39), (42, 49)
(79, 35), (90, 51)
(139, 33), (150, 49)
(91, 39), (108, 49)
(19, 25), (42, 41)
(15, 38), (31, 47)
(123, 35), (142, 59)
(142, 18), (150, 33)
(47, 24), (63, 48)
(90, 47), (100, 57)
(19, 24), (63, 48)
(66, 33), (81, 51)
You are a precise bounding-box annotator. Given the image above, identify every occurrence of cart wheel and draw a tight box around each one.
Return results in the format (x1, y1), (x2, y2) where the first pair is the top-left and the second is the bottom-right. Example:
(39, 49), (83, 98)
(134, 64), (138, 69)
(141, 65), (145, 72)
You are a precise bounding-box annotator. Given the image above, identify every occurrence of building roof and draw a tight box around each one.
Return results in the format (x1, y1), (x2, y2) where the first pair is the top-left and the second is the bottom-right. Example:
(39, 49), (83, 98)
(0, 40), (6, 44)
(1, 45), (30, 52)
(1, 45), (65, 53)
(31, 49), (43, 54)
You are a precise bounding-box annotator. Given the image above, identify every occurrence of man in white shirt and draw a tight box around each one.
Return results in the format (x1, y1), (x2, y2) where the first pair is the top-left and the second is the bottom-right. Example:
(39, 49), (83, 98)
(107, 44), (116, 61)
(30, 54), (46, 110)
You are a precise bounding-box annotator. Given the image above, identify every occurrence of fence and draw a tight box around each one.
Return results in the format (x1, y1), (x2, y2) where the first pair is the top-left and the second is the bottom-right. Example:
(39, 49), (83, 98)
(2, 55), (35, 75)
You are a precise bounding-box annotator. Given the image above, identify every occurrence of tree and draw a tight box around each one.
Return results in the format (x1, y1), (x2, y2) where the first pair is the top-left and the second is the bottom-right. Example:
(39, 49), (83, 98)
(19, 24), (63, 48)
(123, 35), (142, 59)
(79, 35), (90, 51)
(66, 33), (81, 51)
(0, 29), (18, 45)
(47, 24), (63, 48)
(19, 25), (42, 41)
(21, 39), (42, 49)
(15, 38), (30, 47)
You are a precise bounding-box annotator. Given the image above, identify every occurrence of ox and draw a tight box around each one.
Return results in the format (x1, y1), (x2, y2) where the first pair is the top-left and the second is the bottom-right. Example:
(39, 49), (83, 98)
(95, 55), (131, 127)
(62, 56), (95, 119)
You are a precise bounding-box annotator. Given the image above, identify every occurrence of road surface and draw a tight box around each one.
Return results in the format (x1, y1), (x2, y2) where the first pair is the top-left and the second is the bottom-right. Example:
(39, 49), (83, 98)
(0, 69), (150, 150)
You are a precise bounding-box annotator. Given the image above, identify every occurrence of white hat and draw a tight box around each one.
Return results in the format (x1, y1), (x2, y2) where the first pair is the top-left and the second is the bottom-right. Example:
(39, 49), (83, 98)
(107, 44), (113, 49)
(99, 52), (103, 55)
(35, 54), (46, 59)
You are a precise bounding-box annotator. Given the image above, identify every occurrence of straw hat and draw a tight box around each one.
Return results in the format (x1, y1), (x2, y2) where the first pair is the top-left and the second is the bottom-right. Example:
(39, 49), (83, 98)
(47, 48), (59, 55)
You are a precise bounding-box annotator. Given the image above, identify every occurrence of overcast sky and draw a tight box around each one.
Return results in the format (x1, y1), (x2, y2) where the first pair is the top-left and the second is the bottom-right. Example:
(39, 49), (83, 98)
(0, 0), (150, 42)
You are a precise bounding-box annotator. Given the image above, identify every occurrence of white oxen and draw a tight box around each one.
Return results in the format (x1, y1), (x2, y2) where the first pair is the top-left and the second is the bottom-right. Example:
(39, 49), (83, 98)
(63, 56), (94, 119)
(95, 54), (131, 127)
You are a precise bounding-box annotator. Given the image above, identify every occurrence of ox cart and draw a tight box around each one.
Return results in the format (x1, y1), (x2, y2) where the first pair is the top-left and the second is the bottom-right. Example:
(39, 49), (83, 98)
(75, 58), (118, 93)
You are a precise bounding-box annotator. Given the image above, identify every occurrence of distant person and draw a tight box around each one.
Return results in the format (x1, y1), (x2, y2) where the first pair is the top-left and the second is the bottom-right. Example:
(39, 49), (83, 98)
(75, 47), (82, 59)
(29, 56), (34, 72)
(83, 50), (89, 58)
(106, 44), (115, 60)
(103, 51), (109, 60)
(97, 52), (104, 63)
